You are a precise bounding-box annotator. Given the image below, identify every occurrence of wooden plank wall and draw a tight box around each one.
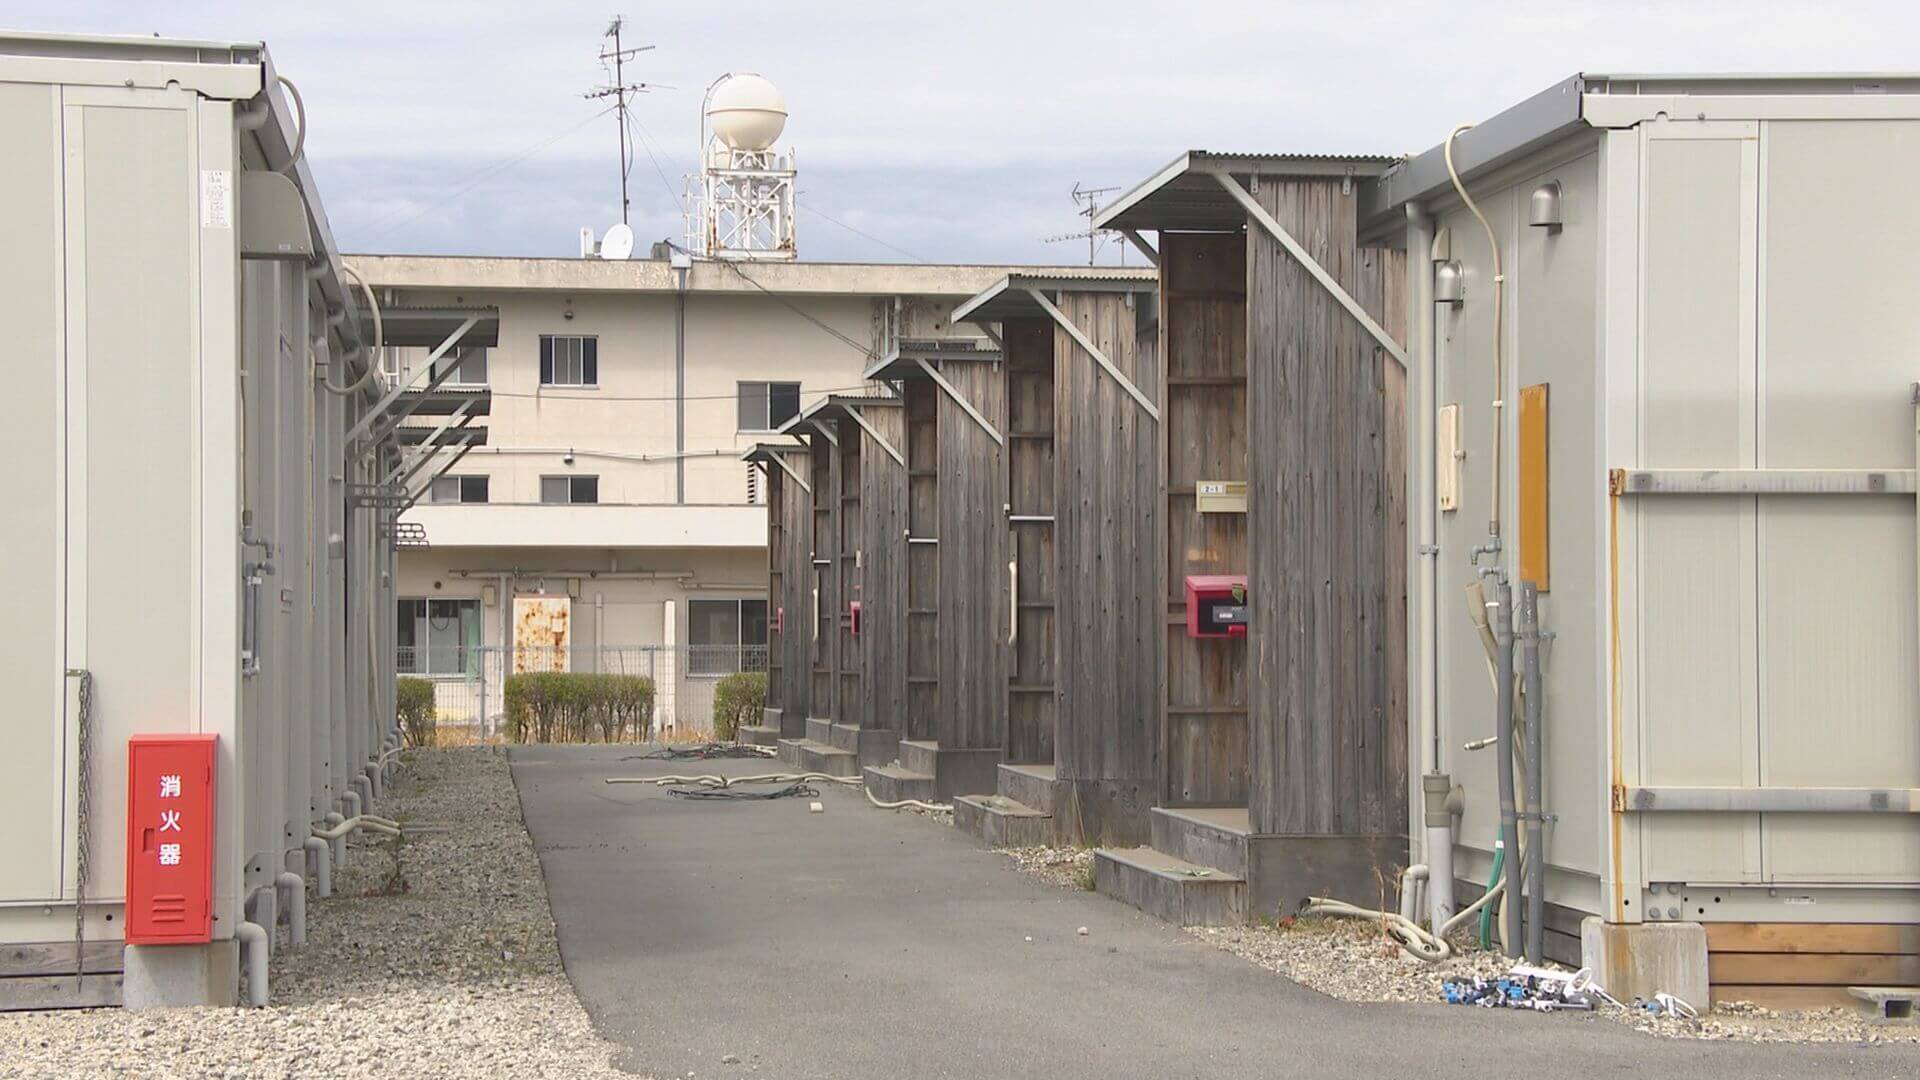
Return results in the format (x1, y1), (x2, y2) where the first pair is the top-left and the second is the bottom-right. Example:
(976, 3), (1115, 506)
(836, 416), (864, 729)
(1002, 318), (1057, 763)
(1161, 233), (1250, 806)
(1245, 176), (1408, 838)
(808, 434), (838, 720)
(936, 359), (1010, 752)
(859, 404), (909, 733)
(905, 382), (941, 742)
(765, 454), (813, 728)
(1054, 291), (1162, 784)
(1708, 923), (1920, 1010)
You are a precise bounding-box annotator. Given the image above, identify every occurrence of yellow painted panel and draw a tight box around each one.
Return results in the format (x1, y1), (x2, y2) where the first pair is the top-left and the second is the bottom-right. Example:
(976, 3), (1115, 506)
(1519, 383), (1549, 590)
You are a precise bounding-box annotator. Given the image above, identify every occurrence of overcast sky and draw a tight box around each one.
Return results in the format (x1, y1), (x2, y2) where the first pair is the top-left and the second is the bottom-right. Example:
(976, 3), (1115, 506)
(16, 2), (1919, 264)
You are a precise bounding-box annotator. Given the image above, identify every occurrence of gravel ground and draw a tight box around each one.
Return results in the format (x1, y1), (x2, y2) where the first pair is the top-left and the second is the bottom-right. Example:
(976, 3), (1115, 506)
(1001, 843), (1920, 1046)
(0, 747), (643, 1080)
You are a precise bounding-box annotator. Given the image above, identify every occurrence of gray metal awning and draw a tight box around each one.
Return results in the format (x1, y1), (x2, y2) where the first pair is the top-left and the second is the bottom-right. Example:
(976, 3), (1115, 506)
(399, 386), (492, 417)
(362, 304), (501, 348)
(949, 271), (1157, 325)
(777, 394), (903, 462)
(741, 441), (806, 466)
(863, 337), (1000, 381)
(396, 424), (488, 447)
(1094, 151), (1400, 234)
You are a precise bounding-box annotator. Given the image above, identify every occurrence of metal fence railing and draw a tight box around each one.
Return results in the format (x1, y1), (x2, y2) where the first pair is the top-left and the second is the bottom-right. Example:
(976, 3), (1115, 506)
(395, 644), (767, 743)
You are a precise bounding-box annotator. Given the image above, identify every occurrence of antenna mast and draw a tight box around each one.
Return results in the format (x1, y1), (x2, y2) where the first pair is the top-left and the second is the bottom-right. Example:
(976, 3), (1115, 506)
(584, 16), (657, 225)
(1042, 182), (1124, 265)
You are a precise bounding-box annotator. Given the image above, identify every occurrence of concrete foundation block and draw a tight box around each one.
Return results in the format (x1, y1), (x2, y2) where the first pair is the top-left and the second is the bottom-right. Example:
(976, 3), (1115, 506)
(1580, 917), (1709, 1010)
(123, 941), (239, 1009)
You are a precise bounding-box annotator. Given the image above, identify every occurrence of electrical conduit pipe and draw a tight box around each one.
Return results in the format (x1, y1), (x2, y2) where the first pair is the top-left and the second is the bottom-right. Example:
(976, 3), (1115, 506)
(303, 835), (332, 898)
(236, 919), (269, 1008)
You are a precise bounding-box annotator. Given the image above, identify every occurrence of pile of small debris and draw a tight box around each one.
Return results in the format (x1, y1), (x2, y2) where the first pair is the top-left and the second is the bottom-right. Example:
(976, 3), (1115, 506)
(1001, 845), (1096, 891)
(0, 747), (642, 1079)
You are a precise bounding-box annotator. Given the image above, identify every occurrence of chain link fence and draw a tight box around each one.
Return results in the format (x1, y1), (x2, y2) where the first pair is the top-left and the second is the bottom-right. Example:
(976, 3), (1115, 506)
(396, 644), (767, 743)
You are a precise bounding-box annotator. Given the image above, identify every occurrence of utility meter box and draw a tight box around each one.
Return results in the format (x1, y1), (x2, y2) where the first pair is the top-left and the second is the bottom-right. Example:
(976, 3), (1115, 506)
(1185, 575), (1248, 638)
(125, 734), (218, 945)
(1195, 480), (1248, 514)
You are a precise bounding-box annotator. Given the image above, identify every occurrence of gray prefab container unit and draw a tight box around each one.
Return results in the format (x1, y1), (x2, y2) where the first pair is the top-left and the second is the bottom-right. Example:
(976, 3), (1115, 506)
(949, 271), (1167, 847)
(0, 32), (490, 1008)
(1087, 154), (1410, 922)
(741, 443), (814, 744)
(1366, 74), (1920, 1003)
(862, 340), (1010, 801)
(776, 396), (909, 775)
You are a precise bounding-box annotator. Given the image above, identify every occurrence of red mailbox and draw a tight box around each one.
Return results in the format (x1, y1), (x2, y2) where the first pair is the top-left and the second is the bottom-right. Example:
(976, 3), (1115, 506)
(125, 734), (217, 945)
(1185, 575), (1249, 638)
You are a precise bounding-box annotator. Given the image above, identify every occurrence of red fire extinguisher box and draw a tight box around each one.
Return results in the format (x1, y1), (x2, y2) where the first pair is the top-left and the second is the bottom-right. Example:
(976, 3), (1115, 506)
(125, 734), (217, 945)
(1184, 574), (1249, 638)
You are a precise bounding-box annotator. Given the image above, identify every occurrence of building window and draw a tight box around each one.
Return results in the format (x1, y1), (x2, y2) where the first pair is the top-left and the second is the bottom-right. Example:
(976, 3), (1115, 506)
(539, 334), (598, 387)
(432, 346), (488, 386)
(429, 475), (489, 504)
(540, 475), (599, 504)
(737, 381), (801, 432)
(688, 598), (769, 675)
(397, 597), (482, 676)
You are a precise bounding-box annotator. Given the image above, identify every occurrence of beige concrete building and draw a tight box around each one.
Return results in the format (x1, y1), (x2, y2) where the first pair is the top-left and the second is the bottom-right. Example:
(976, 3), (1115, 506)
(353, 254), (1068, 730)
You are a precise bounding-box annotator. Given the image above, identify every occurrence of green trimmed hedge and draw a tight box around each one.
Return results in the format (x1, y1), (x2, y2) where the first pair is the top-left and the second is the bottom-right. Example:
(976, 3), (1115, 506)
(711, 671), (767, 742)
(396, 678), (437, 748)
(503, 672), (656, 743)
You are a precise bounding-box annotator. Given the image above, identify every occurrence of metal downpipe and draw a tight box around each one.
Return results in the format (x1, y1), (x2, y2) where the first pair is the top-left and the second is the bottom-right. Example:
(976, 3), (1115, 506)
(303, 835), (332, 898)
(1491, 578), (1522, 955)
(1519, 583), (1546, 963)
(276, 871), (307, 948)
(236, 919), (270, 1008)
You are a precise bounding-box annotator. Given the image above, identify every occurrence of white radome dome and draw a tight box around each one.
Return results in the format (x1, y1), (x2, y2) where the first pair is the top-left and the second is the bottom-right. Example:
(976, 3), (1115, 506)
(707, 73), (788, 151)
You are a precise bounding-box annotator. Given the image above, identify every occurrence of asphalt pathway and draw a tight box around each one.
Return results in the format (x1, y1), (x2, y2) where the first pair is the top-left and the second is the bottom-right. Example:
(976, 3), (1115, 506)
(510, 744), (1918, 1080)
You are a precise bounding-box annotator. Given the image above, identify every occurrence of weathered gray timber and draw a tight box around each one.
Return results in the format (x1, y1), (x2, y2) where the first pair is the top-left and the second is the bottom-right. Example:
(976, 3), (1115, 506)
(948, 272), (1162, 846)
(808, 423), (839, 724)
(854, 399), (908, 738)
(1001, 317), (1057, 764)
(935, 355), (1008, 753)
(1245, 176), (1408, 841)
(743, 443), (812, 738)
(1159, 233), (1249, 807)
(903, 381), (940, 742)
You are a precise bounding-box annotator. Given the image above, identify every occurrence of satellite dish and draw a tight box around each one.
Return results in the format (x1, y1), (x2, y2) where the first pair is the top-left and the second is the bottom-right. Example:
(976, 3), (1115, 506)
(600, 223), (635, 260)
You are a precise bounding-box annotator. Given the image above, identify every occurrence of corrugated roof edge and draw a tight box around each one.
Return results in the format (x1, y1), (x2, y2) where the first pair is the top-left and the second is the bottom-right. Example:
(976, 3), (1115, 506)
(1094, 149), (1403, 232)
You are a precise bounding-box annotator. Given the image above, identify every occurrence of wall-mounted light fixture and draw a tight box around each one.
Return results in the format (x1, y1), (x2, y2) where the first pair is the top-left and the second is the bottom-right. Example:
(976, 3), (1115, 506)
(1529, 181), (1563, 231)
(1434, 260), (1466, 305)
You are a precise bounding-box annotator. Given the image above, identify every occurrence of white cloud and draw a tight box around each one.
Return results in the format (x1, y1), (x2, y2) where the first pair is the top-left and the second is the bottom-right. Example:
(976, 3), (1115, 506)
(19, 0), (1920, 260)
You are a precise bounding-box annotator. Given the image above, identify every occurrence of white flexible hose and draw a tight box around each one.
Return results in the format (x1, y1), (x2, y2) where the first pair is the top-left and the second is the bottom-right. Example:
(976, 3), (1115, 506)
(864, 788), (952, 813)
(1444, 123), (1506, 541)
(1303, 853), (1520, 963)
(321, 263), (382, 397)
(606, 772), (863, 789)
(273, 74), (307, 176)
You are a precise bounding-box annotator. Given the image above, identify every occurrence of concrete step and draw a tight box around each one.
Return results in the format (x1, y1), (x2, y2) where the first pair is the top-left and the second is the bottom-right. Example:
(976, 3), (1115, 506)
(776, 738), (859, 778)
(863, 764), (936, 805)
(830, 723), (901, 768)
(804, 716), (834, 744)
(735, 724), (783, 748)
(1094, 846), (1247, 927)
(1149, 806), (1252, 878)
(898, 740), (1003, 798)
(953, 795), (1055, 848)
(996, 763), (1058, 815)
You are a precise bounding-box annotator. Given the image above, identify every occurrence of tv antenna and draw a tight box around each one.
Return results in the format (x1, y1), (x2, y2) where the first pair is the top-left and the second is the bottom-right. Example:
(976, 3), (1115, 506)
(1042, 182), (1124, 265)
(584, 16), (659, 225)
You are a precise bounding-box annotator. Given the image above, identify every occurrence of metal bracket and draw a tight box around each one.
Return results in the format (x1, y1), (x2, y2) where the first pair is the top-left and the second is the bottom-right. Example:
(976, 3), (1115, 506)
(1617, 784), (1920, 813)
(1024, 288), (1160, 422)
(915, 358), (1003, 446)
(345, 314), (481, 450)
(1205, 169), (1409, 370)
(1616, 468), (1917, 495)
(399, 440), (478, 513)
